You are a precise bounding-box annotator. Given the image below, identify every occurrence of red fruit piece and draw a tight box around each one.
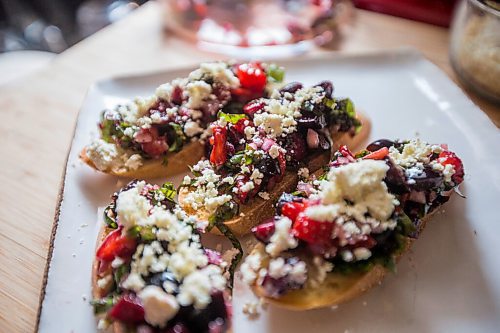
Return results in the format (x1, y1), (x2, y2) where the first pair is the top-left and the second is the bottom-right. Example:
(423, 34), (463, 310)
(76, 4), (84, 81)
(210, 126), (228, 166)
(109, 293), (145, 324)
(233, 118), (253, 134)
(243, 101), (265, 117)
(96, 228), (137, 262)
(136, 127), (169, 158)
(281, 202), (307, 222)
(236, 62), (267, 92)
(438, 150), (464, 184)
(292, 214), (333, 245)
(363, 147), (389, 160)
(252, 220), (276, 243)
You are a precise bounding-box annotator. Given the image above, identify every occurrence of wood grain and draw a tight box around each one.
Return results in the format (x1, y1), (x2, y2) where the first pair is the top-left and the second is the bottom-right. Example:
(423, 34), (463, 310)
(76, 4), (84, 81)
(0, 2), (498, 332)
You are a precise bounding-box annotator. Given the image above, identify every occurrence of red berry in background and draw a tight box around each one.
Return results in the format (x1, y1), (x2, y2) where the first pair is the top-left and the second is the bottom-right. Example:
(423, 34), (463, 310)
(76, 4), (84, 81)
(252, 220), (276, 243)
(109, 293), (145, 324)
(243, 101), (265, 117)
(210, 126), (228, 166)
(292, 214), (333, 246)
(236, 62), (267, 92)
(281, 202), (307, 222)
(96, 228), (137, 262)
(438, 150), (464, 184)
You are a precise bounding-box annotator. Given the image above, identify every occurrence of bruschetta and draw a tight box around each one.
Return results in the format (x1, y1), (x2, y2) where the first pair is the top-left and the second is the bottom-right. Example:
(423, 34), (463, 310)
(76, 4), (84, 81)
(81, 62), (285, 178)
(178, 81), (369, 236)
(241, 139), (465, 310)
(91, 180), (231, 332)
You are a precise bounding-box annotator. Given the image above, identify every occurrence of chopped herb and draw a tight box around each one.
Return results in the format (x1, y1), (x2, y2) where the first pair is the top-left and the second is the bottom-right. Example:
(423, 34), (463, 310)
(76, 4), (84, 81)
(208, 202), (242, 289)
(103, 204), (118, 229)
(168, 123), (186, 152)
(215, 221), (243, 290)
(154, 182), (177, 203)
(90, 296), (115, 314)
(266, 64), (285, 83)
(113, 265), (129, 288)
(128, 225), (156, 242)
(217, 111), (247, 124)
(355, 150), (370, 159)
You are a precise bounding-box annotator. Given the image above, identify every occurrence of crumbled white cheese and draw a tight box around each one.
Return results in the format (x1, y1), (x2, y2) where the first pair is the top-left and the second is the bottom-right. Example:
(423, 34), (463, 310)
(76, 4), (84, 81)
(297, 167), (310, 179)
(139, 285), (179, 328)
(389, 139), (442, 168)
(258, 192), (270, 200)
(268, 144), (281, 159)
(184, 120), (204, 137)
(250, 168), (264, 185)
(86, 139), (126, 172)
(265, 217), (298, 257)
(185, 81), (212, 109)
(111, 257), (125, 268)
(353, 247), (371, 261)
(177, 265), (226, 309)
(124, 154), (143, 171)
(121, 272), (145, 292)
(312, 160), (396, 222)
(240, 252), (262, 284)
(115, 181), (152, 229)
(189, 62), (240, 88)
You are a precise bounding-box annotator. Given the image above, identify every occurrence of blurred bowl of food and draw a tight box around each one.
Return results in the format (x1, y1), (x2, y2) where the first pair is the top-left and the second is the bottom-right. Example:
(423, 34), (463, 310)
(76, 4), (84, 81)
(450, 0), (500, 104)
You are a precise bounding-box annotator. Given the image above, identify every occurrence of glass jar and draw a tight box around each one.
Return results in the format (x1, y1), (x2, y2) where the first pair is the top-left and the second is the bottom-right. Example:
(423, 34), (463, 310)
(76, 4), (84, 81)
(450, 0), (500, 104)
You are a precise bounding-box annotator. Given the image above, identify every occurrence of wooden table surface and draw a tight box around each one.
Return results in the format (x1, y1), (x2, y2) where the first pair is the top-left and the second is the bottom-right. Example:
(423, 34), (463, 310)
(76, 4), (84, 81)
(0, 2), (498, 332)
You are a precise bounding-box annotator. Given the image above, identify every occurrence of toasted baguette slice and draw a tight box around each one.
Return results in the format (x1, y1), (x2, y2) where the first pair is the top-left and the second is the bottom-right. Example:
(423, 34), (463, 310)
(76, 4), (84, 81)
(80, 140), (205, 179)
(249, 210), (437, 311)
(178, 113), (371, 236)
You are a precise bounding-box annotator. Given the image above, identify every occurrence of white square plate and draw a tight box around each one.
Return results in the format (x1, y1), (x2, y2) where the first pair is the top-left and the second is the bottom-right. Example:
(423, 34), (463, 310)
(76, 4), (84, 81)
(39, 49), (500, 333)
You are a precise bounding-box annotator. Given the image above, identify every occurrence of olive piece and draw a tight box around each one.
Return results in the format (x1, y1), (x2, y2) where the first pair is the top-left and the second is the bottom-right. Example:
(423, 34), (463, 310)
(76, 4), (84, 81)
(279, 82), (303, 94)
(145, 272), (178, 294)
(366, 139), (395, 152)
(314, 80), (334, 98)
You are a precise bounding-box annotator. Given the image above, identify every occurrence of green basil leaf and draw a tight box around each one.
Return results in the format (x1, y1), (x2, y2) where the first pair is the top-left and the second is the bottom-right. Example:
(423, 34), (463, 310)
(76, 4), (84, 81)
(217, 111), (247, 124)
(266, 64), (285, 83)
(103, 204), (118, 229)
(90, 296), (115, 314)
(168, 123), (186, 152)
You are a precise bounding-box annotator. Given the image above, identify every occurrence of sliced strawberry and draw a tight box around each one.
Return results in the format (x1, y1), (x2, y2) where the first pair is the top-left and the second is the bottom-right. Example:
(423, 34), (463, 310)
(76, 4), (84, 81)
(281, 202), (307, 222)
(210, 126), (228, 166)
(339, 145), (354, 158)
(363, 147), (389, 160)
(243, 101), (265, 117)
(236, 62), (267, 92)
(96, 228), (137, 262)
(292, 214), (333, 245)
(108, 293), (145, 324)
(233, 118), (253, 134)
(438, 150), (464, 184)
(251, 220), (276, 243)
(331, 145), (356, 167)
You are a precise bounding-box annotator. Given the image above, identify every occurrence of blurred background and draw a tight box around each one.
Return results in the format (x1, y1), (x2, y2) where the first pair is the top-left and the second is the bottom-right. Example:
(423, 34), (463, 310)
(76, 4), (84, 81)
(2, 0), (499, 103)
(0, 0), (459, 54)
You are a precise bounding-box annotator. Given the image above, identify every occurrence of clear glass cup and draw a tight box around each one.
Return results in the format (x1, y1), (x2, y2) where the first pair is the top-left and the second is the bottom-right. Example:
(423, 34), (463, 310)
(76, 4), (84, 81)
(450, 0), (500, 104)
(162, 0), (353, 58)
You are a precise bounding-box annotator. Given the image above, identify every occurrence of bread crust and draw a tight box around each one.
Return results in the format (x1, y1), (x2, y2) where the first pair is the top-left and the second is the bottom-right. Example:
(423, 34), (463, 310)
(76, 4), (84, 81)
(179, 113), (371, 236)
(249, 210), (438, 310)
(80, 140), (205, 179)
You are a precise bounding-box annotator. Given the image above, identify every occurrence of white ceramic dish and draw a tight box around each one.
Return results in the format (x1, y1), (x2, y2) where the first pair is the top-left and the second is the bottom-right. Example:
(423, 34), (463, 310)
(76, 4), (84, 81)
(39, 49), (500, 333)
